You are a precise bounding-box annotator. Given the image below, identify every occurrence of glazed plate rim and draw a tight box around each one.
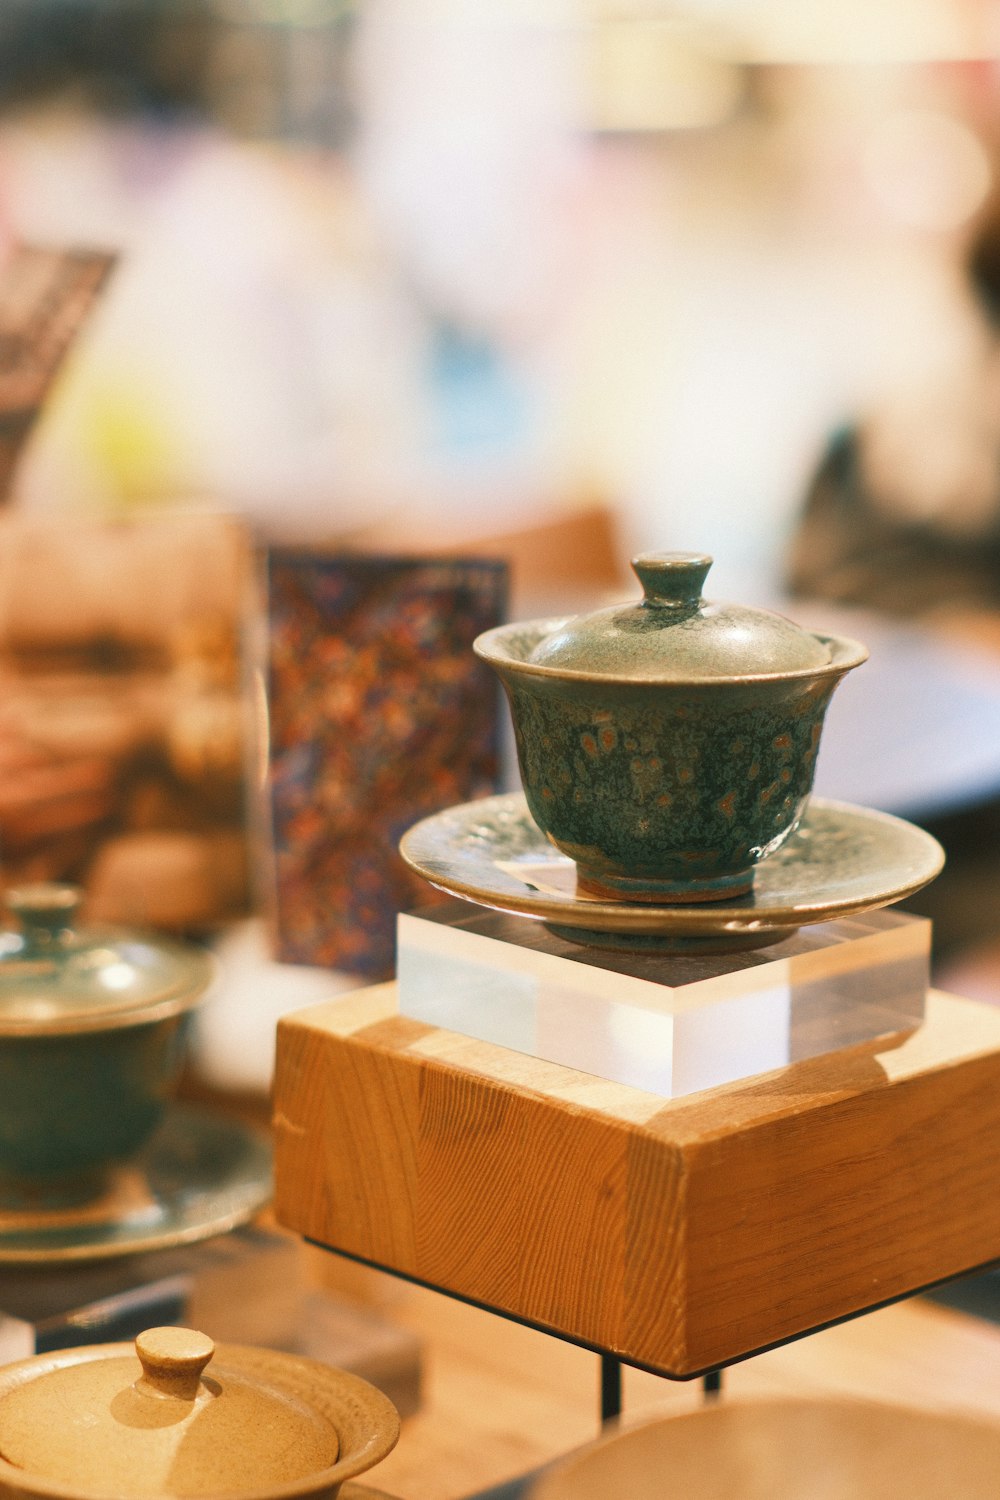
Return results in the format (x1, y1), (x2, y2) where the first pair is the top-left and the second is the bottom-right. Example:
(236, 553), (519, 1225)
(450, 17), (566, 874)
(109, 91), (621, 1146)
(399, 793), (944, 938)
(0, 1103), (272, 1264)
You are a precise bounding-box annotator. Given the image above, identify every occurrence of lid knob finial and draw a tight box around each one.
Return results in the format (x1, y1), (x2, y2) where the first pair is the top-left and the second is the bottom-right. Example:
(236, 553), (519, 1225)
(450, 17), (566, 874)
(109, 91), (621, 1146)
(135, 1327), (215, 1402)
(631, 552), (712, 610)
(5, 884), (81, 951)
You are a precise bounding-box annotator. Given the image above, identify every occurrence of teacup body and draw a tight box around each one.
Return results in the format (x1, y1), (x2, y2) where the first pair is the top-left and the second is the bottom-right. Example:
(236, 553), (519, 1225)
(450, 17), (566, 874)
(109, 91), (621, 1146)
(0, 1013), (193, 1207)
(478, 619), (864, 902)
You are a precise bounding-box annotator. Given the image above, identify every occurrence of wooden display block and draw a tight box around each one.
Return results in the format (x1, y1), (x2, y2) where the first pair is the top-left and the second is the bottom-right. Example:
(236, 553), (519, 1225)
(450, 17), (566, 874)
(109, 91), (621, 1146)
(273, 983), (1000, 1378)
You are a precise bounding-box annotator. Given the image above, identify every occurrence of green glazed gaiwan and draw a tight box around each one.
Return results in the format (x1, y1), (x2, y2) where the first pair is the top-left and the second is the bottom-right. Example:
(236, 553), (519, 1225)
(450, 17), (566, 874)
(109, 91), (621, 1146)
(0, 884), (214, 1207)
(474, 553), (868, 903)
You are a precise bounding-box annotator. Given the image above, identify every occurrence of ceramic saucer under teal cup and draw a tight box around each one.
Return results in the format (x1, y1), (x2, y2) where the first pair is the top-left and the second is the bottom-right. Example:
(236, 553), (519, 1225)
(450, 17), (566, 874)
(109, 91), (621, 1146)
(399, 793), (944, 953)
(0, 884), (214, 1210)
(474, 552), (869, 904)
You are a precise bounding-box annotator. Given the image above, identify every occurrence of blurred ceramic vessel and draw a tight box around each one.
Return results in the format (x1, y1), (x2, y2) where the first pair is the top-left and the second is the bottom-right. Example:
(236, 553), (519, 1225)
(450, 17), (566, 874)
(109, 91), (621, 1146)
(527, 1396), (1000, 1500)
(0, 884), (213, 1207)
(0, 1325), (399, 1500)
(474, 553), (867, 903)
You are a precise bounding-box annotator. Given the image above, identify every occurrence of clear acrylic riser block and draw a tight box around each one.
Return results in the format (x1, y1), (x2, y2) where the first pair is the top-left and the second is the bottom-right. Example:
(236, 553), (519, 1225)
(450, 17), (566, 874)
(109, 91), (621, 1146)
(397, 901), (929, 1099)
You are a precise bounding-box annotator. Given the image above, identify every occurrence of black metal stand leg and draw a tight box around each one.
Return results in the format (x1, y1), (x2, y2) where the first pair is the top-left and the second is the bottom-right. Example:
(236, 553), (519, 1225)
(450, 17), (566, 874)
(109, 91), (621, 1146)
(702, 1368), (722, 1401)
(600, 1354), (622, 1425)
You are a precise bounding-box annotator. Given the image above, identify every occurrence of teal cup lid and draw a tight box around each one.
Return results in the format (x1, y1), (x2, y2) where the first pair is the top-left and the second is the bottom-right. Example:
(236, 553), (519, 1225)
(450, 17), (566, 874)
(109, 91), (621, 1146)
(528, 552), (835, 681)
(0, 885), (214, 1035)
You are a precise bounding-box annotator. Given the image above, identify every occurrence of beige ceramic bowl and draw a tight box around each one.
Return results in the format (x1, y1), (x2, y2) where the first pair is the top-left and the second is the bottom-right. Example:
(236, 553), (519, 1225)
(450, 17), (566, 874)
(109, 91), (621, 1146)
(0, 1327), (400, 1500)
(528, 1397), (1000, 1500)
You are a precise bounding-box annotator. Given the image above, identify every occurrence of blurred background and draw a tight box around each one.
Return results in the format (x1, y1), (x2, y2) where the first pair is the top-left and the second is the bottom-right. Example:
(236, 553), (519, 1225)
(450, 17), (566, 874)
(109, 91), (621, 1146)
(5, 0), (1000, 580)
(6, 0), (1000, 1019)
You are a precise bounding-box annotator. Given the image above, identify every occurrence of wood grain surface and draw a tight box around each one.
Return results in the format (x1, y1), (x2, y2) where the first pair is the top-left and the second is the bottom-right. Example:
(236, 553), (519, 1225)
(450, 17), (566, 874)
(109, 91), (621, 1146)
(274, 983), (1000, 1376)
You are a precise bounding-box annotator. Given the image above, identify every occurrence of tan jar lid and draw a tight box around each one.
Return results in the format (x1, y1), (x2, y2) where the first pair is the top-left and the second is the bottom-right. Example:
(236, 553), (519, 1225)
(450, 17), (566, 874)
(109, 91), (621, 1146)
(0, 1328), (341, 1497)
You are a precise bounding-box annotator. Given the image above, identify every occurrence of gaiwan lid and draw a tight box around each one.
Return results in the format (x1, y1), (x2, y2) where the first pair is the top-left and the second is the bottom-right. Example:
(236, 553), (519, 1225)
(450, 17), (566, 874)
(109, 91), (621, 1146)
(0, 885), (213, 1036)
(529, 552), (832, 680)
(0, 1328), (342, 1498)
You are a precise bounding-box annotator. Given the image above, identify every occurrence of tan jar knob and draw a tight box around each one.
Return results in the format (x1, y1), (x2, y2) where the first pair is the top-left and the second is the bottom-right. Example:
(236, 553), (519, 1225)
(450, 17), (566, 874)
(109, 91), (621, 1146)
(135, 1327), (215, 1401)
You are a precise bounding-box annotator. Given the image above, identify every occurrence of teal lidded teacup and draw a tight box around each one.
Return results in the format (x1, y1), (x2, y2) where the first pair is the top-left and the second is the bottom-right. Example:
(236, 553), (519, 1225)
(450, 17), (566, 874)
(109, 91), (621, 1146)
(0, 884), (213, 1207)
(474, 553), (868, 903)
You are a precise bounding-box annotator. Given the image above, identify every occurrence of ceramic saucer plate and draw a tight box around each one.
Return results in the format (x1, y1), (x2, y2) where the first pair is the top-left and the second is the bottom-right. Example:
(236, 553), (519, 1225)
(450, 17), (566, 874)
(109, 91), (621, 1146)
(400, 793), (944, 951)
(0, 1104), (271, 1264)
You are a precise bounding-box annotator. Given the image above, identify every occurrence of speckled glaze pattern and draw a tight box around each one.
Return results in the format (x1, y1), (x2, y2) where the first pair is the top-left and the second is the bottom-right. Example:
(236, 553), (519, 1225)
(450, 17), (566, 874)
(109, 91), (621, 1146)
(0, 1337), (400, 1500)
(507, 673), (838, 898)
(476, 615), (868, 901)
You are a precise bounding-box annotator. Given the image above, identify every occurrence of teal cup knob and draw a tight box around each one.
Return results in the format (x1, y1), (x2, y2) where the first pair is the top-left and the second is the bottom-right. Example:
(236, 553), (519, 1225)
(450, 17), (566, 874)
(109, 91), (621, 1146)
(632, 553), (712, 611)
(6, 883), (82, 951)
